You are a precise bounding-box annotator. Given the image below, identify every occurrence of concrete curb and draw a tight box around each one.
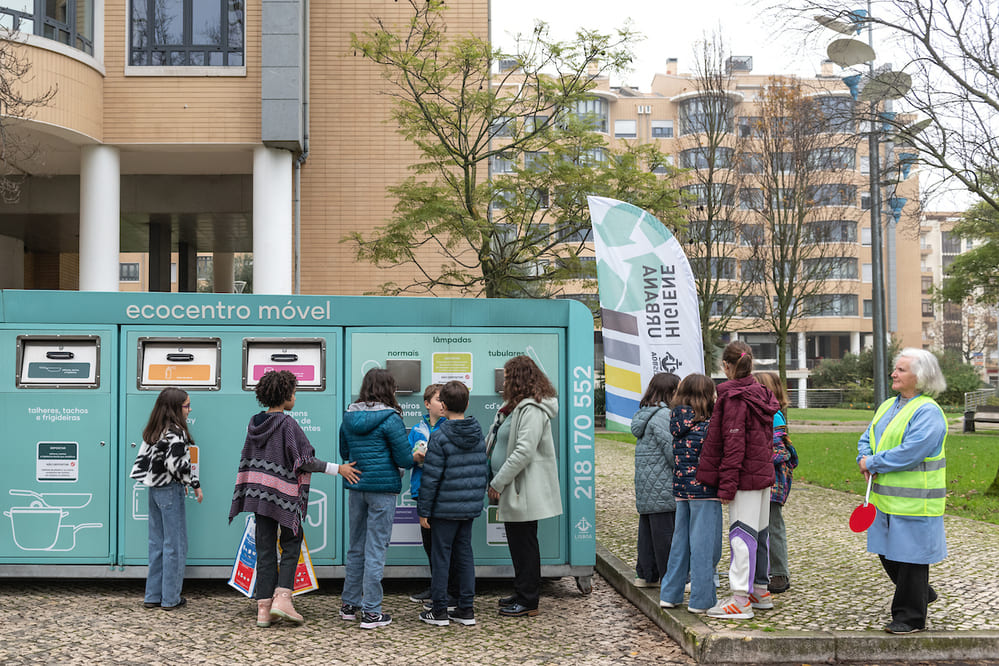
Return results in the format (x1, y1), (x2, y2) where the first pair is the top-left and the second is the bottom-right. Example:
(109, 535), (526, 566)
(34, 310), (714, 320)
(595, 542), (999, 663)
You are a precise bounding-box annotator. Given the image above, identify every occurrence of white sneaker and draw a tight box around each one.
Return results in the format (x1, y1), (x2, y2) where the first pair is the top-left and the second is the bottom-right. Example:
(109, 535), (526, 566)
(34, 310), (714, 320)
(706, 596), (754, 619)
(659, 600), (678, 608)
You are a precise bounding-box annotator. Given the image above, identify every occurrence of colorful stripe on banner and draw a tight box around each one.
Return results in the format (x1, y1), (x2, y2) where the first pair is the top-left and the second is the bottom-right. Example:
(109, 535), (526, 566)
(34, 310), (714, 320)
(605, 364), (642, 395)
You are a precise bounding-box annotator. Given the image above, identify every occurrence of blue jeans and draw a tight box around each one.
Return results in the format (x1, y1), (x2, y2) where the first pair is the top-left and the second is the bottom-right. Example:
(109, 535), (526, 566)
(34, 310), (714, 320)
(429, 518), (475, 613)
(660, 499), (721, 611)
(342, 491), (396, 614)
(144, 483), (187, 607)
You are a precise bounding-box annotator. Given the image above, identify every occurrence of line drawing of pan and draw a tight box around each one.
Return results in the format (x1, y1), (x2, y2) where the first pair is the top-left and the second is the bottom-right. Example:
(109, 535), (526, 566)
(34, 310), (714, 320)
(5, 489), (103, 551)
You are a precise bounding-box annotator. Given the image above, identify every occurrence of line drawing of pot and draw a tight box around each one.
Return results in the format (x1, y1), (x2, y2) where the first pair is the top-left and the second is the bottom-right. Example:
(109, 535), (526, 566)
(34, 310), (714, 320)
(305, 490), (327, 553)
(5, 489), (103, 552)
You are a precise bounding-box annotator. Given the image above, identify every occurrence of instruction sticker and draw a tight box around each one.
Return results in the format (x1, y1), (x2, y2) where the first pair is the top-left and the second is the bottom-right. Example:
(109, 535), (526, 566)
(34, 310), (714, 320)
(486, 506), (508, 545)
(37, 442), (78, 482)
(431, 352), (473, 389)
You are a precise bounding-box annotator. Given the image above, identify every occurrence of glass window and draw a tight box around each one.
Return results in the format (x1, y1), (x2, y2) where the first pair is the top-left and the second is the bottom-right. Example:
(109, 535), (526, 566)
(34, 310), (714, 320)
(680, 147), (734, 170)
(523, 152), (547, 172)
(130, 0), (244, 66)
(741, 295), (766, 317)
(807, 219), (856, 243)
(862, 263), (872, 282)
(816, 96), (854, 133)
(650, 120), (673, 138)
(860, 155), (870, 174)
(709, 295), (736, 316)
(861, 226), (871, 246)
(805, 257), (858, 279)
(941, 231), (962, 254)
(682, 183), (735, 207)
(809, 184), (857, 207)
(614, 119), (637, 138)
(863, 299), (872, 317)
(861, 191), (872, 210)
(737, 116), (762, 138)
(1, 0), (93, 54)
(557, 225), (593, 244)
(741, 224), (764, 246)
(805, 293), (858, 316)
(921, 276), (933, 294)
(738, 153), (763, 174)
(809, 147), (855, 170)
(120, 262), (140, 282)
(491, 155), (516, 174)
(573, 98), (609, 133)
(678, 95), (733, 135)
(490, 116), (515, 138)
(739, 188), (764, 210)
(921, 299), (934, 317)
(685, 220), (737, 244)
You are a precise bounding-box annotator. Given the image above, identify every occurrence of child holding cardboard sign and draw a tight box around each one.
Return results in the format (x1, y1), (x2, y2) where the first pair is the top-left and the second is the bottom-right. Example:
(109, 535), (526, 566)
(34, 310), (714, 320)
(229, 370), (360, 627)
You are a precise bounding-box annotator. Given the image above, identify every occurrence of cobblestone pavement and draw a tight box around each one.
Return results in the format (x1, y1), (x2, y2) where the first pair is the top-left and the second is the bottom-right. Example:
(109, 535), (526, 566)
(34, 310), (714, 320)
(596, 435), (999, 634)
(0, 575), (694, 665)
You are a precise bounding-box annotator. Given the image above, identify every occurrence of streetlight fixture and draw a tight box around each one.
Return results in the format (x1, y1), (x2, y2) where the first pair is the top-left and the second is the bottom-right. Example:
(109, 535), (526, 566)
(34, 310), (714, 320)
(815, 3), (911, 404)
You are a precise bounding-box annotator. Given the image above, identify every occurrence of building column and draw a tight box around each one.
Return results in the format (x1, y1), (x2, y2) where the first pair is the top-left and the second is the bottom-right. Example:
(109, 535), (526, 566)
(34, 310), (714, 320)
(851, 331), (861, 355)
(0, 235), (24, 288)
(79, 145), (120, 291)
(148, 215), (171, 292)
(177, 241), (197, 292)
(252, 146), (293, 294)
(797, 333), (807, 370)
(213, 252), (234, 293)
(798, 375), (808, 408)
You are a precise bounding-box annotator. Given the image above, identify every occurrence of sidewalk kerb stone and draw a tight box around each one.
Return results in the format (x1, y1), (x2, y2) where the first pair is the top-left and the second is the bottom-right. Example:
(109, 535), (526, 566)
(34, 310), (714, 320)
(597, 540), (999, 663)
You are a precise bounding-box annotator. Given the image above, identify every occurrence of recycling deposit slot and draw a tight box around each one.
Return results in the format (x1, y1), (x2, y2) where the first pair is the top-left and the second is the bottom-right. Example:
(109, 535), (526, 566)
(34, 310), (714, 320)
(0, 291), (594, 586)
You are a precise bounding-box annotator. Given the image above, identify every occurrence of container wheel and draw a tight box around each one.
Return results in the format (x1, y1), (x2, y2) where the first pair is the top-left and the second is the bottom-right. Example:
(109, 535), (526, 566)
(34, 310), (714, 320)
(575, 575), (593, 595)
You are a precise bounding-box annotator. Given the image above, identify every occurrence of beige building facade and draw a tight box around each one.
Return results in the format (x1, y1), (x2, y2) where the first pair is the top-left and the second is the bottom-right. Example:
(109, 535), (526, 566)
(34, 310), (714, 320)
(0, 0), (486, 294)
(572, 57), (924, 391)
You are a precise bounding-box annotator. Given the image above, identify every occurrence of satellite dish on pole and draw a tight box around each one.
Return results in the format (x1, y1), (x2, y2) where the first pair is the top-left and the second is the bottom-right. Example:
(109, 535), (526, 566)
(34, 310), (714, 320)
(897, 118), (931, 146)
(858, 70), (912, 101)
(815, 15), (857, 34)
(827, 39), (876, 67)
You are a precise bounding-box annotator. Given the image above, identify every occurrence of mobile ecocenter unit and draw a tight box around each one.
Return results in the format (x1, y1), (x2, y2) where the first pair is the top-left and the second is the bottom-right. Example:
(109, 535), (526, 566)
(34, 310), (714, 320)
(0, 290), (596, 591)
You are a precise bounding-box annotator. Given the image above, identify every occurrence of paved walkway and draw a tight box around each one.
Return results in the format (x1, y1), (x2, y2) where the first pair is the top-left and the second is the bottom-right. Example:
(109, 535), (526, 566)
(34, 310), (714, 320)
(0, 575), (693, 665)
(596, 434), (999, 662)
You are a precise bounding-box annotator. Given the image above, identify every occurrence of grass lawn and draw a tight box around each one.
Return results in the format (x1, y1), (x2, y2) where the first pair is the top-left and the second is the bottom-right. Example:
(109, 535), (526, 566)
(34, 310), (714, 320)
(596, 427), (999, 525)
(788, 407), (963, 422)
(793, 430), (999, 525)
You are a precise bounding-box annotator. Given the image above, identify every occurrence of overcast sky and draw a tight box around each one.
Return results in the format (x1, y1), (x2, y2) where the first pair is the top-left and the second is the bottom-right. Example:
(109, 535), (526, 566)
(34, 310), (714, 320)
(489, 0), (820, 90)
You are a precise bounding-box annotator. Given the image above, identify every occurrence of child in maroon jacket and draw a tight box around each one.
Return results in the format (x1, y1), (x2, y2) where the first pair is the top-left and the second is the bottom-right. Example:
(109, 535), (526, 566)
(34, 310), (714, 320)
(696, 341), (779, 619)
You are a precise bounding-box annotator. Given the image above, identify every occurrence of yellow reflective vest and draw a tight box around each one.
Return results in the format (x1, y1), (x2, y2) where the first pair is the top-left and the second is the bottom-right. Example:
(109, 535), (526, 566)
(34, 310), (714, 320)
(869, 395), (946, 517)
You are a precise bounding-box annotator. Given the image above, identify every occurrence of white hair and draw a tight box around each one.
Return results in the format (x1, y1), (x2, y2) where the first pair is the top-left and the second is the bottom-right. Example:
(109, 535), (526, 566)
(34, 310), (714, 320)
(896, 348), (947, 398)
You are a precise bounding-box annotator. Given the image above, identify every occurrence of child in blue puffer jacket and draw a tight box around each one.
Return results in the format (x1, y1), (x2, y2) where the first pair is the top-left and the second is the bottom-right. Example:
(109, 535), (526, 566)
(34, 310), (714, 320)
(631, 372), (680, 587)
(338, 368), (414, 630)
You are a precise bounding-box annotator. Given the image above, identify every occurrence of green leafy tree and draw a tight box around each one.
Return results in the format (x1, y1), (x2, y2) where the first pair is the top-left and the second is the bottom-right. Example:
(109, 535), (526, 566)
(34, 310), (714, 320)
(934, 350), (985, 407)
(936, 179), (999, 306)
(348, 0), (685, 298)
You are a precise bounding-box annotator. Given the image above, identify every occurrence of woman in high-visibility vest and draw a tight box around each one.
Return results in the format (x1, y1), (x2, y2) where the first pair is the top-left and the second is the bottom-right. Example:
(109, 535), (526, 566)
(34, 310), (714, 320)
(857, 348), (948, 634)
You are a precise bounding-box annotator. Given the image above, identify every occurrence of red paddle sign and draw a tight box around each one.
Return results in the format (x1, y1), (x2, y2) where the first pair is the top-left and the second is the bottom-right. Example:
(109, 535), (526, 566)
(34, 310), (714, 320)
(849, 476), (877, 532)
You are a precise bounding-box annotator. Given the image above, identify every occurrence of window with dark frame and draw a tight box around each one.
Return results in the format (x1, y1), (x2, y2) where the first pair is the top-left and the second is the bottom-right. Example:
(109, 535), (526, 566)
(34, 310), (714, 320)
(120, 262), (140, 282)
(130, 0), (244, 66)
(0, 0), (94, 54)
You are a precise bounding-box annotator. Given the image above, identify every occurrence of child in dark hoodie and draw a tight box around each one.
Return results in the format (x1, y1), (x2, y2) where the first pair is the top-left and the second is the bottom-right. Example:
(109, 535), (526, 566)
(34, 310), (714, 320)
(417, 381), (487, 627)
(338, 368), (414, 629)
(229, 370), (359, 628)
(696, 341), (779, 620)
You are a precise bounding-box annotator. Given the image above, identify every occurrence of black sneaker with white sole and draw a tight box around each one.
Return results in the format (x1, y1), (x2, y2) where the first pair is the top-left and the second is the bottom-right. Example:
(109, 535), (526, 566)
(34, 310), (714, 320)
(422, 598), (458, 612)
(448, 608), (476, 625)
(360, 611), (392, 629)
(419, 609), (450, 626)
(409, 587), (432, 603)
(339, 603), (358, 620)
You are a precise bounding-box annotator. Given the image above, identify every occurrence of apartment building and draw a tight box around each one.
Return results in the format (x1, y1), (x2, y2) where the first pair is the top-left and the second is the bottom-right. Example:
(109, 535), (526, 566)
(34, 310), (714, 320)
(0, 0), (487, 294)
(921, 212), (998, 385)
(569, 57), (923, 390)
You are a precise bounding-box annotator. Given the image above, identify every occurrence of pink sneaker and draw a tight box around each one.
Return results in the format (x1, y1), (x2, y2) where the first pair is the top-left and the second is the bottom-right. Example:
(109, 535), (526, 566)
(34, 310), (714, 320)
(749, 589), (774, 610)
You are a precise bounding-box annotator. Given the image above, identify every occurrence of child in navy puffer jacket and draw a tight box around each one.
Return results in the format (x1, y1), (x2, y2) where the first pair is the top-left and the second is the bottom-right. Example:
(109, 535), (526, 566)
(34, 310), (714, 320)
(417, 381), (487, 626)
(658, 373), (720, 614)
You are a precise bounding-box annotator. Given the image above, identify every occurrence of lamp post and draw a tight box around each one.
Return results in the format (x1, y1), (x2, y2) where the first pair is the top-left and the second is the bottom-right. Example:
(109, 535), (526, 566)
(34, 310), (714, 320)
(817, 3), (911, 404)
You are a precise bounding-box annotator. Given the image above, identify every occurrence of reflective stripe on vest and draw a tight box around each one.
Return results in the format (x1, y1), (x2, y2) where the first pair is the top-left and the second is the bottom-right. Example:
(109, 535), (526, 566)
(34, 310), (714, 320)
(869, 395), (946, 517)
